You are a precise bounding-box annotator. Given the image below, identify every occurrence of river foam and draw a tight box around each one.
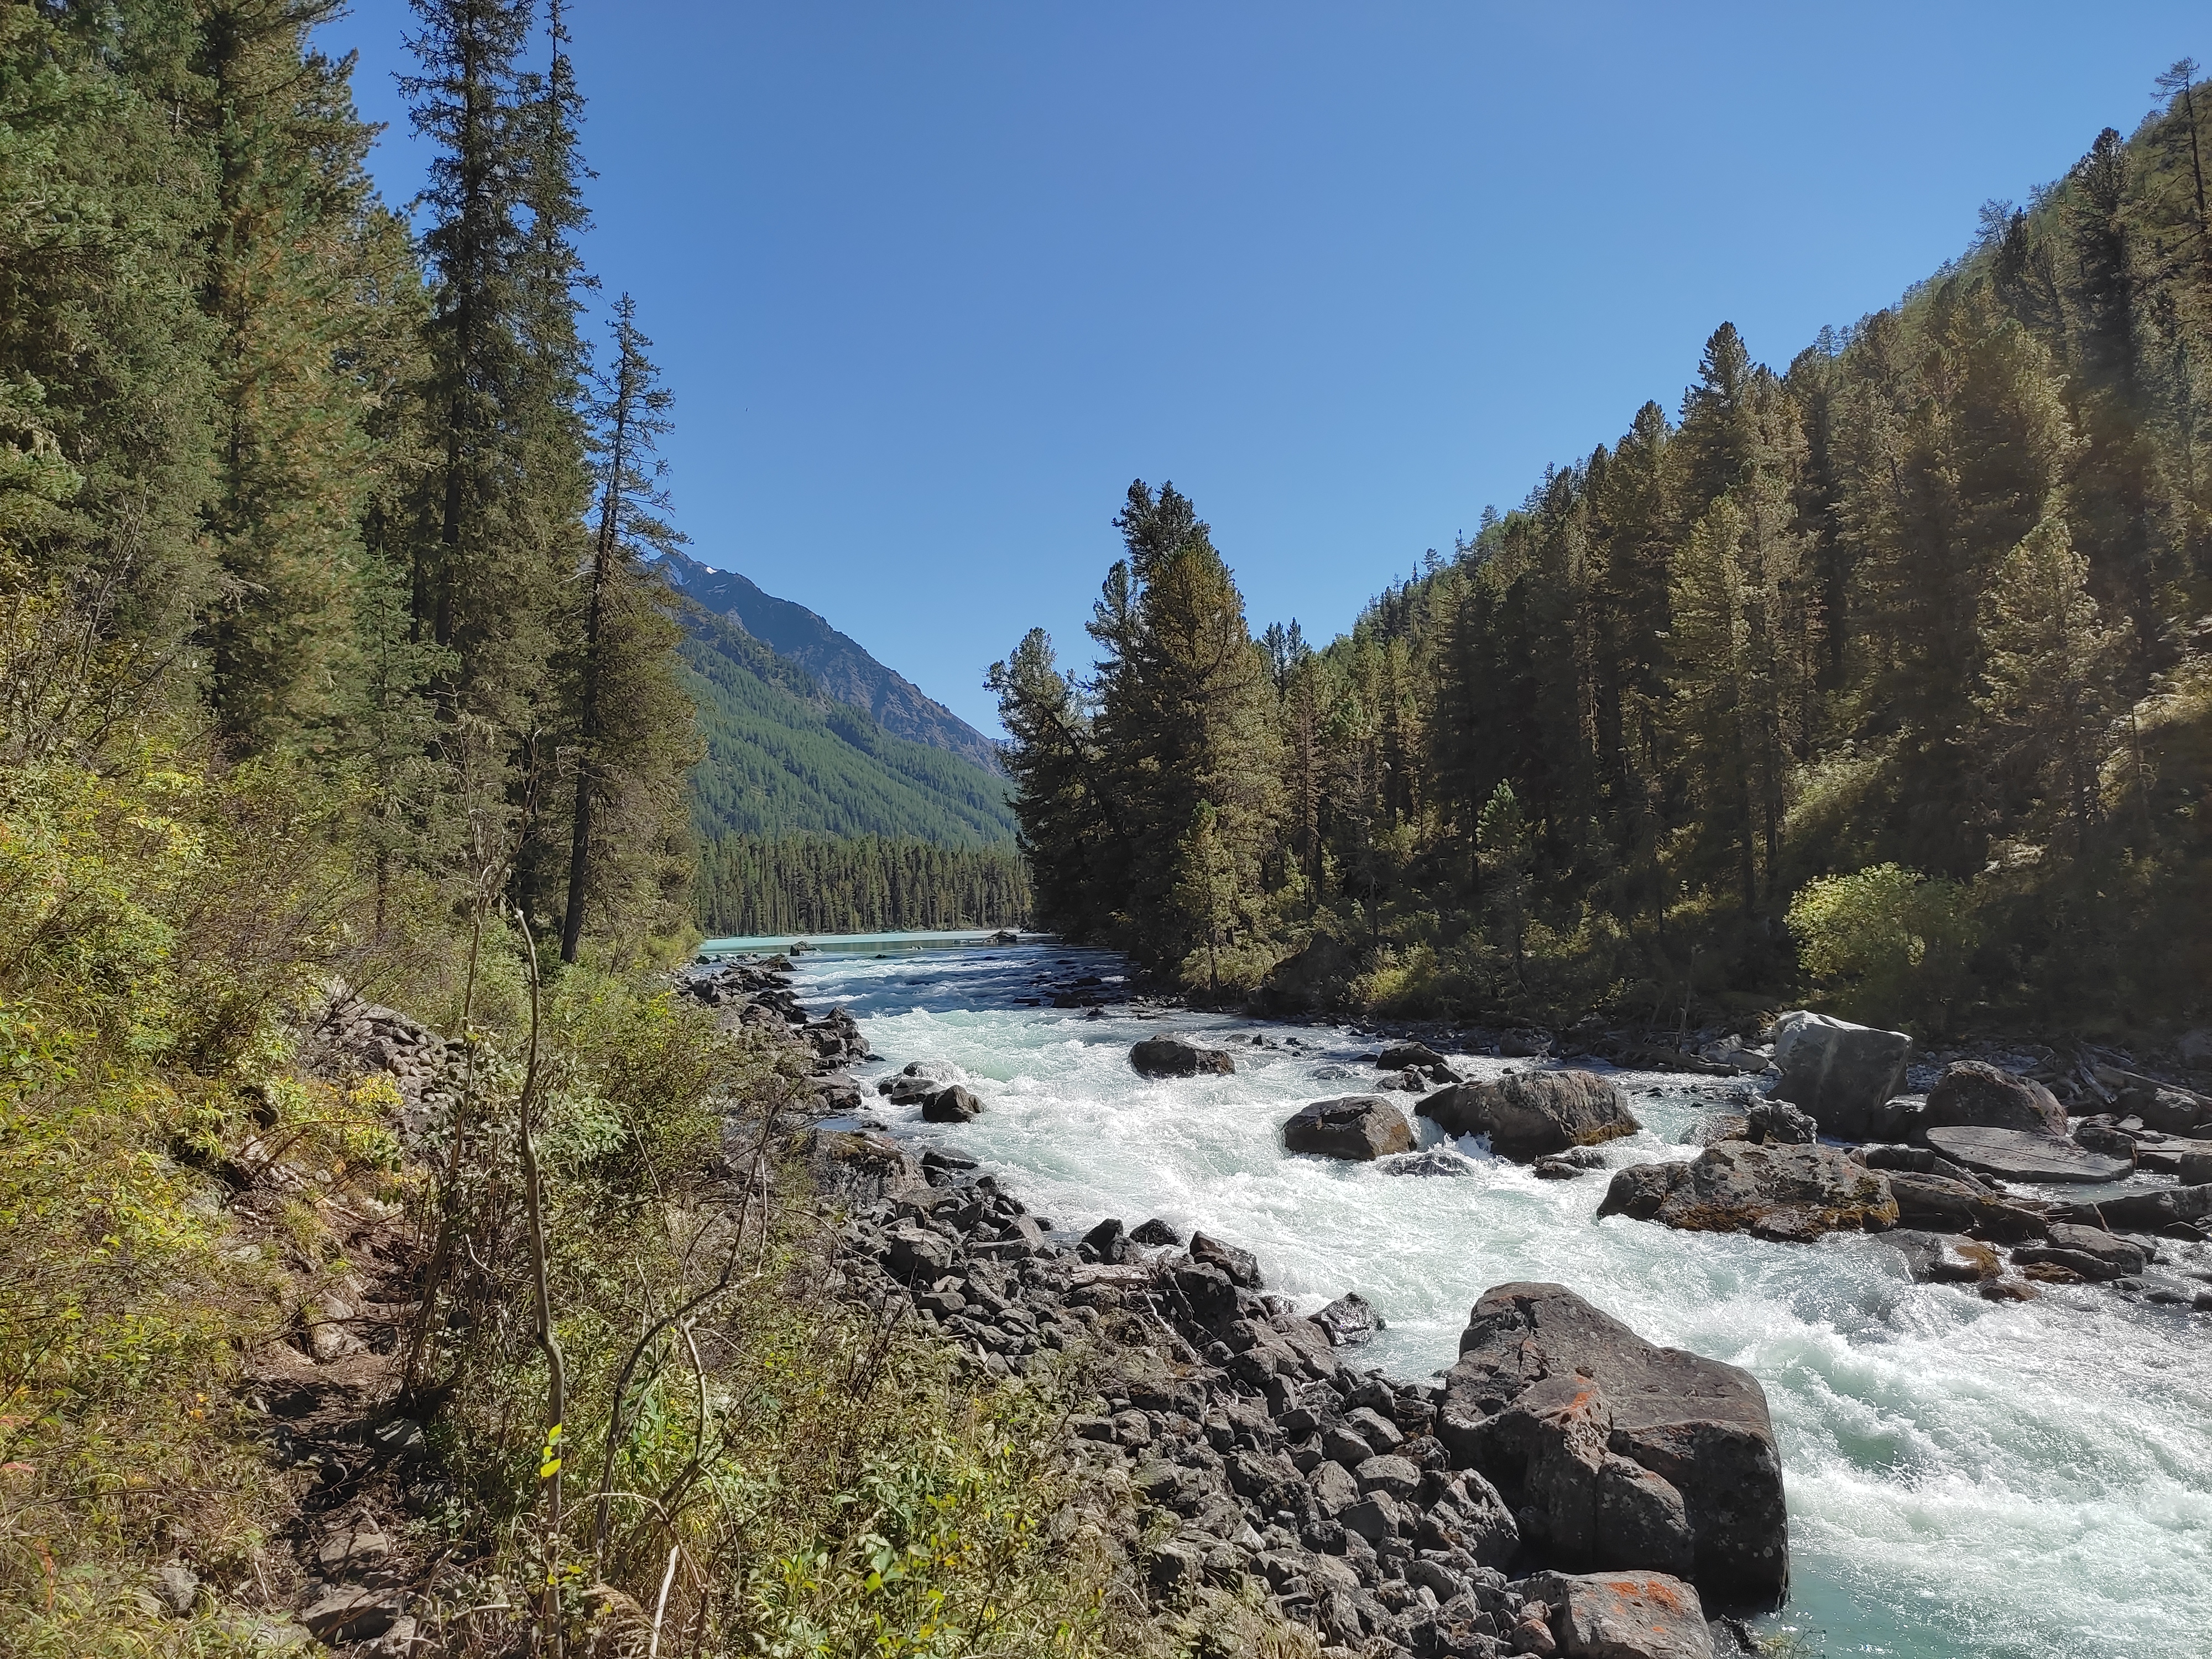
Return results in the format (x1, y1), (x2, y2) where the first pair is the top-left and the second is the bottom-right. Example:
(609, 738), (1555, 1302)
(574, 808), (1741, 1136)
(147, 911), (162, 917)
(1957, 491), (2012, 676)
(733, 936), (2212, 1657)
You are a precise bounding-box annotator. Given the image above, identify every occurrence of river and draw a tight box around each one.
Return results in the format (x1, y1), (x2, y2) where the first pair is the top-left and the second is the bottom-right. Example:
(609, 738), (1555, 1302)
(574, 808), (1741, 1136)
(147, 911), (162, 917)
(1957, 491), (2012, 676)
(711, 931), (2212, 1658)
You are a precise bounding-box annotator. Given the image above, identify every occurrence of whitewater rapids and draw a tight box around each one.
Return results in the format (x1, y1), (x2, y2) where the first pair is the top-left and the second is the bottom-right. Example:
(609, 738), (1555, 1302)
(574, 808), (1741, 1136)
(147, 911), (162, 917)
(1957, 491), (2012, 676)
(723, 934), (2212, 1658)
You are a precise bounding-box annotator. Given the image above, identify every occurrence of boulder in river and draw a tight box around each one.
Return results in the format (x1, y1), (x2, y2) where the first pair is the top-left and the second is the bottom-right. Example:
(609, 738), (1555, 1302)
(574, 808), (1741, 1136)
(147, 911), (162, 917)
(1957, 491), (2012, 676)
(1768, 1011), (1911, 1140)
(1128, 1216), (1181, 1246)
(1190, 1230), (1262, 1288)
(920, 1084), (983, 1123)
(1129, 1034), (1235, 1077)
(1417, 1070), (1640, 1160)
(1743, 1100), (1815, 1145)
(1881, 1168), (2048, 1239)
(1313, 1291), (1384, 1345)
(1920, 1061), (2068, 1139)
(1378, 1040), (1446, 1071)
(1921, 1124), (2130, 1184)
(1438, 1282), (1787, 1607)
(1596, 1142), (1899, 1243)
(2056, 1182), (2212, 1233)
(1079, 1217), (1129, 1264)
(1281, 1095), (1415, 1160)
(1521, 1569), (1714, 1659)
(2011, 1222), (2148, 1282)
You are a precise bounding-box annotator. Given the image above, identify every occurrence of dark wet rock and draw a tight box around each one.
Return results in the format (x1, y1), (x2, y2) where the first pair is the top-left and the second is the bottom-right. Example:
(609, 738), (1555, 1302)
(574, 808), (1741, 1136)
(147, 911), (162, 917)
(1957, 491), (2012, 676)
(1879, 1168), (2048, 1239)
(921, 1083), (983, 1123)
(1385, 1146), (1478, 1177)
(1283, 1095), (1416, 1160)
(1921, 1125), (2130, 1185)
(1921, 1061), (2068, 1139)
(1129, 1217), (1182, 1245)
(2056, 1183), (2212, 1233)
(880, 1074), (938, 1104)
(1191, 1230), (1264, 1288)
(1171, 1260), (1240, 1321)
(1742, 1101), (1815, 1146)
(1131, 1035), (1236, 1077)
(1418, 1071), (1641, 1160)
(2111, 1081), (2212, 1137)
(1380, 1041), (1448, 1072)
(2012, 1222), (2149, 1281)
(1768, 1011), (1911, 1140)
(1314, 1291), (1385, 1345)
(1079, 1217), (1130, 1264)
(1883, 1230), (2002, 1283)
(1533, 1156), (1593, 1180)
(1440, 1284), (1787, 1607)
(1520, 1569), (1713, 1658)
(1597, 1143), (1898, 1243)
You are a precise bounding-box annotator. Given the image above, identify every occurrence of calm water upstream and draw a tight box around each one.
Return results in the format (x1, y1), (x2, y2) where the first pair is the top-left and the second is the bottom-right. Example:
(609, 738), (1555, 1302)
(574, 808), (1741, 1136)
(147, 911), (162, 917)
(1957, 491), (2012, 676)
(709, 933), (2212, 1658)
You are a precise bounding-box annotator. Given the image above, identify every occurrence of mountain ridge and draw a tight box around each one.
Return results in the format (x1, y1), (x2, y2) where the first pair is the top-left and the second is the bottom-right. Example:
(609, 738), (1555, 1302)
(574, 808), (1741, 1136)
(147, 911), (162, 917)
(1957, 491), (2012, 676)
(660, 550), (1004, 775)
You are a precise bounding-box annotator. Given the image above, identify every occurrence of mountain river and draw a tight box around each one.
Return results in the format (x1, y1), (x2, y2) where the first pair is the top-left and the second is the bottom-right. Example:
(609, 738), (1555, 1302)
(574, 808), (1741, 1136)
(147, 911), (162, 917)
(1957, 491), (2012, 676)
(708, 932), (2212, 1658)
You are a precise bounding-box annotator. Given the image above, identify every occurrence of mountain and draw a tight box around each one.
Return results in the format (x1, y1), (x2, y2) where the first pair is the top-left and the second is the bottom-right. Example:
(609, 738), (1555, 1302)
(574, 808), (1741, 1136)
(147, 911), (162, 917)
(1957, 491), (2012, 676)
(660, 550), (1004, 774)
(676, 599), (1018, 845)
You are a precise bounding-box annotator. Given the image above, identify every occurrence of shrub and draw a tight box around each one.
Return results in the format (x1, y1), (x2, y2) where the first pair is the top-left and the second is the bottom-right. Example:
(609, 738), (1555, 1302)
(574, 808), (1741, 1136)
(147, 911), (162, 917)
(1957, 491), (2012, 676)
(1786, 863), (1979, 1033)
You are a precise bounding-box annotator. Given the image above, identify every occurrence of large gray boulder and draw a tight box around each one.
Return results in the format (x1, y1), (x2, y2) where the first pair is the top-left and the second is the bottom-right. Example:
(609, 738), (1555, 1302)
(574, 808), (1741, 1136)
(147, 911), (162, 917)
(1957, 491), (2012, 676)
(1596, 1142), (1899, 1243)
(1416, 1070), (1640, 1160)
(920, 1084), (982, 1123)
(2057, 1183), (2212, 1232)
(1438, 1283), (1787, 1608)
(1768, 1011), (1911, 1140)
(1282, 1095), (1415, 1160)
(1921, 1125), (2130, 1185)
(1921, 1061), (2068, 1139)
(1521, 1569), (1714, 1659)
(1129, 1035), (1235, 1077)
(1881, 1168), (2049, 1239)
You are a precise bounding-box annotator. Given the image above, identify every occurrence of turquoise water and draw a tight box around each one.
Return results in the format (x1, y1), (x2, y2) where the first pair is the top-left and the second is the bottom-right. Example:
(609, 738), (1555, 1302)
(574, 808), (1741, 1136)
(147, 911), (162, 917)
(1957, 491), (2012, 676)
(755, 935), (2212, 1657)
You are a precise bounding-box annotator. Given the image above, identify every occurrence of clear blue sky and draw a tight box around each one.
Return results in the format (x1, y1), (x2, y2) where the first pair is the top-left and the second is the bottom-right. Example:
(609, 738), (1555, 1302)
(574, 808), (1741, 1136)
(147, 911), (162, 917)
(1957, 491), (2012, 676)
(320, 2), (2209, 735)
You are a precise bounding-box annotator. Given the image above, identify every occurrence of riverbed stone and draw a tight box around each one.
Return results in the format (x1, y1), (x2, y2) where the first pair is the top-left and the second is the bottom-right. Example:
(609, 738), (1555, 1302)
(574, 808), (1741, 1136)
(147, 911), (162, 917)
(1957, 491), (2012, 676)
(1440, 1284), (1787, 1606)
(1191, 1230), (1264, 1288)
(1921, 1061), (2068, 1139)
(921, 1084), (983, 1123)
(1596, 1142), (1898, 1243)
(1416, 1070), (1640, 1160)
(1282, 1095), (1416, 1160)
(1880, 1168), (2047, 1239)
(1521, 1569), (1713, 1659)
(2057, 1182), (2212, 1232)
(2012, 1222), (2150, 1280)
(1768, 1011), (1911, 1140)
(1921, 1125), (2130, 1185)
(1314, 1291), (1384, 1345)
(1130, 1035), (1236, 1077)
(1379, 1041), (1448, 1072)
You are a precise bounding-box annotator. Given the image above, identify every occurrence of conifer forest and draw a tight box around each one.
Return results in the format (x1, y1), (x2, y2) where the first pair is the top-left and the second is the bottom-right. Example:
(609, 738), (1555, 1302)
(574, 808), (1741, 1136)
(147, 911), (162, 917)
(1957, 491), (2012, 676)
(995, 95), (2212, 1039)
(8, 4), (2212, 1657)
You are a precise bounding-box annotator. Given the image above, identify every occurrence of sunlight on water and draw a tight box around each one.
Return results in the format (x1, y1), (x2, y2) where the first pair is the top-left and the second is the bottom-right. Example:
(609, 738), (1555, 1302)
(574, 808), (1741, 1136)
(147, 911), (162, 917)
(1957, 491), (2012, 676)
(738, 936), (2212, 1658)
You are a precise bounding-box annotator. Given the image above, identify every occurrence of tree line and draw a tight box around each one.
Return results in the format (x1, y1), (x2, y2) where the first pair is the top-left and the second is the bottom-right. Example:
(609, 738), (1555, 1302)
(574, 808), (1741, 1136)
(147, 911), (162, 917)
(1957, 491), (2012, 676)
(2, 0), (696, 963)
(695, 833), (1031, 937)
(994, 70), (2212, 1035)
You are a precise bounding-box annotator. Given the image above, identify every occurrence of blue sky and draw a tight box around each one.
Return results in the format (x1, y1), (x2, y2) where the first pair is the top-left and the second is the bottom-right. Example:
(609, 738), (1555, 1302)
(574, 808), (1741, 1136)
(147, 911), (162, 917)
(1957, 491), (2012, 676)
(320, 2), (2210, 735)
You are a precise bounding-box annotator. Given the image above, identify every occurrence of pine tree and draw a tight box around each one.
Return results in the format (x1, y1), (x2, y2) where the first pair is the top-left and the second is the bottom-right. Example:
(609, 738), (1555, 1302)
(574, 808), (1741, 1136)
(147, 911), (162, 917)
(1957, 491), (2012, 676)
(559, 295), (687, 962)
(1975, 516), (2118, 847)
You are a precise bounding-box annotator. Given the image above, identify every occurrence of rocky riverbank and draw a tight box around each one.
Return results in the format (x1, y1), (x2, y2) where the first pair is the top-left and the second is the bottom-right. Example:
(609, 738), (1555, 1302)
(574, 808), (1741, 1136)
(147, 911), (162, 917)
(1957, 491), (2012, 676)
(690, 954), (1793, 1659)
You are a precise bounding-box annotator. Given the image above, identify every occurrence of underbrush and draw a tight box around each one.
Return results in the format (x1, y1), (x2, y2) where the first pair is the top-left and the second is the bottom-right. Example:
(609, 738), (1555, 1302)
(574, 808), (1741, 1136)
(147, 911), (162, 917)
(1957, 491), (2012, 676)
(0, 718), (1147, 1656)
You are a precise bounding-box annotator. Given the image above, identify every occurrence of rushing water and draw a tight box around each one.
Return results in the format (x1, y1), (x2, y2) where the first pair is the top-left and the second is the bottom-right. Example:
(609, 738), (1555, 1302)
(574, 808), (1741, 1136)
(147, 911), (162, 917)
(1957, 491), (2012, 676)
(713, 934), (2212, 1658)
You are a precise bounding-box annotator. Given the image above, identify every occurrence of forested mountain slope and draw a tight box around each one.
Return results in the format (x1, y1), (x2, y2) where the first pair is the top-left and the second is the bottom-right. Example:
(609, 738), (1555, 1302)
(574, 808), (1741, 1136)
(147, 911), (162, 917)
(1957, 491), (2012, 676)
(662, 549), (1005, 773)
(993, 76), (2212, 1038)
(679, 602), (1017, 843)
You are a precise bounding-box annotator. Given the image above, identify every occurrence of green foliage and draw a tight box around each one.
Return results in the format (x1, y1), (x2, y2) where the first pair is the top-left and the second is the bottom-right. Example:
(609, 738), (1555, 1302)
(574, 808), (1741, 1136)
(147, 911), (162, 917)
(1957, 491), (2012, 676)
(696, 833), (1032, 936)
(1786, 864), (1979, 1032)
(995, 94), (2212, 1031)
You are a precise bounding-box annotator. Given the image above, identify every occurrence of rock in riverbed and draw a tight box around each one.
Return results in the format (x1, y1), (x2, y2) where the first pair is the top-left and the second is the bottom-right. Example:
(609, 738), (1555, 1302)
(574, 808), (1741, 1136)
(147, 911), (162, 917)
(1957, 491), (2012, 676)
(1522, 1568), (1714, 1658)
(1921, 1061), (2068, 1138)
(1597, 1142), (1899, 1242)
(1129, 1035), (1235, 1077)
(1922, 1124), (2129, 1184)
(1440, 1283), (1788, 1606)
(1281, 1095), (1415, 1160)
(1768, 1010), (1911, 1139)
(1417, 1070), (1640, 1160)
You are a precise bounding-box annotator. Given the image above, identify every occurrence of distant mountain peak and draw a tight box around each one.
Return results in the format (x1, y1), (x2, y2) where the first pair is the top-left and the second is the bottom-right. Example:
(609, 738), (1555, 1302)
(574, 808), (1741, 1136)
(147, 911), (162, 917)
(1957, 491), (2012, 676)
(660, 550), (1004, 775)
